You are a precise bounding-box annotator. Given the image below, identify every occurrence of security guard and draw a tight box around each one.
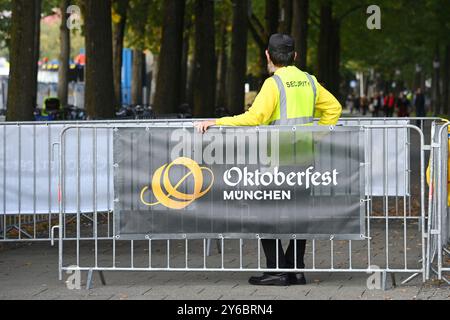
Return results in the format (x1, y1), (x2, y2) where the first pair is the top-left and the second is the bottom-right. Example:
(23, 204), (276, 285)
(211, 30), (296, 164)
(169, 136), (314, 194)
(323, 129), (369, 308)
(196, 34), (342, 286)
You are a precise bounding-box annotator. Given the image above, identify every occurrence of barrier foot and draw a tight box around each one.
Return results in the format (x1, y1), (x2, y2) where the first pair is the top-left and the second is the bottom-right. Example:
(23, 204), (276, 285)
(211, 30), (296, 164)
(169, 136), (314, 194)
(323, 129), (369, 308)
(9, 225), (33, 239)
(99, 271), (106, 286)
(86, 269), (106, 289)
(401, 272), (420, 285)
(86, 269), (94, 290)
(216, 239), (222, 254)
(206, 239), (222, 256)
(206, 239), (211, 257)
(381, 271), (387, 291)
(381, 272), (398, 291)
(391, 273), (397, 288)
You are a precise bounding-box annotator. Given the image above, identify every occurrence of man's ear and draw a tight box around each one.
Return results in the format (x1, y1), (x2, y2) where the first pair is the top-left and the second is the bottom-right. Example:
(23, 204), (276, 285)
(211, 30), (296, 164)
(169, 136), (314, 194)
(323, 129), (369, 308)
(265, 50), (271, 63)
(294, 52), (298, 61)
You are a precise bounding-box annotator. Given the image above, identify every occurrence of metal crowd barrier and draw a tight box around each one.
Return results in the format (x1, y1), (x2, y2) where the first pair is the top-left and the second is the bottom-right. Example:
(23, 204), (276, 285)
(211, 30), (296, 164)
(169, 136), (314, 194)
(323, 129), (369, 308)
(1, 117), (448, 289)
(0, 117), (439, 242)
(427, 121), (450, 284)
(53, 122), (430, 290)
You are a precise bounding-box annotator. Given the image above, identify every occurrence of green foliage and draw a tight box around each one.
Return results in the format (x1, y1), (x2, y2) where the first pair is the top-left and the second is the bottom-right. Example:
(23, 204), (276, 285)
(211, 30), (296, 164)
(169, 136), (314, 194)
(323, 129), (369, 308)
(40, 18), (85, 60)
(340, 0), (450, 81)
(125, 0), (163, 51)
(0, 0), (12, 56)
(1, 0), (449, 91)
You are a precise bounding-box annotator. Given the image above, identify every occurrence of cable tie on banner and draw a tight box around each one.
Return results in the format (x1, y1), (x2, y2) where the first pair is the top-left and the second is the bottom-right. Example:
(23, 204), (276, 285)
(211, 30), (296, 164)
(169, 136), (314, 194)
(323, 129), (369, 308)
(360, 235), (372, 240)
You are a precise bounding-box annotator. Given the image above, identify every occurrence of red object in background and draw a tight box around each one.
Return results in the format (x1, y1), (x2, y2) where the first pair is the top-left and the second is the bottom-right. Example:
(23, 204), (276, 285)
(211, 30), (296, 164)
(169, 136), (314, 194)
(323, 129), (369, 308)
(384, 95), (395, 108)
(75, 54), (86, 66)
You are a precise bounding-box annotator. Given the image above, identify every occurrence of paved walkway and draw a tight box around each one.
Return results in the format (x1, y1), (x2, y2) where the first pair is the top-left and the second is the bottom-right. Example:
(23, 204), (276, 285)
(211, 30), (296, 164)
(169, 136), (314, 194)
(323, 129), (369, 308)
(0, 242), (448, 300)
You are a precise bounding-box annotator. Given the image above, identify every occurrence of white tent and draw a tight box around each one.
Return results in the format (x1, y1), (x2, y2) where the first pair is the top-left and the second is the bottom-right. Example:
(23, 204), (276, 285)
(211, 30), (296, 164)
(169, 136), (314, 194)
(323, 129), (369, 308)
(0, 57), (9, 77)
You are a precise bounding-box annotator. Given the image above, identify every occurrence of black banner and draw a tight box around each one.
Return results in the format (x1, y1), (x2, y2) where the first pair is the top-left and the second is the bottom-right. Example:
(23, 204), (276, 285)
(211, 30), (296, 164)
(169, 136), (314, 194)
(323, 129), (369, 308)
(113, 126), (365, 240)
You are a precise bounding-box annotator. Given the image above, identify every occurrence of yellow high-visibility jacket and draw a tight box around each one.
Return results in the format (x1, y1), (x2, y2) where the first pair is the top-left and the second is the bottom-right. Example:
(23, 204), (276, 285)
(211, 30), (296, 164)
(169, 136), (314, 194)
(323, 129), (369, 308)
(427, 126), (450, 206)
(216, 66), (342, 127)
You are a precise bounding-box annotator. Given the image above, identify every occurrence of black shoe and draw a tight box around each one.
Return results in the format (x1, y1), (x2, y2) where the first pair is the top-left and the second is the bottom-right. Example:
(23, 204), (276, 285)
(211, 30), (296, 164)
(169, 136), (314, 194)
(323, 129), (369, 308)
(248, 273), (290, 286)
(288, 273), (306, 285)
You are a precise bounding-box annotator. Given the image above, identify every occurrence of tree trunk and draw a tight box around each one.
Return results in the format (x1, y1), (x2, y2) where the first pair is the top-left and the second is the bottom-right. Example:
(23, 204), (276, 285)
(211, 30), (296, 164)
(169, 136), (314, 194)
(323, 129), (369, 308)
(318, 0), (339, 94)
(281, 0), (292, 34)
(227, 0), (248, 115)
(131, 49), (143, 105)
(112, 0), (129, 110)
(443, 44), (449, 116)
(153, 0), (185, 114)
(180, 17), (192, 105)
(292, 0), (308, 70)
(192, 0), (216, 117)
(6, 0), (40, 121)
(58, 0), (70, 109)
(81, 0), (115, 119)
(216, 18), (228, 111)
(433, 44), (441, 116)
(32, 0), (41, 109)
(265, 0), (279, 36)
(330, 18), (341, 100)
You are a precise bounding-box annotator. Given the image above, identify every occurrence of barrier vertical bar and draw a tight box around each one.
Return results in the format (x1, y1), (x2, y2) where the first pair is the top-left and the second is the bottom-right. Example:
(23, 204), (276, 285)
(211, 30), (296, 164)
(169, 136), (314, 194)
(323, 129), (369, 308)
(107, 128), (111, 238)
(18, 125), (21, 239)
(167, 240), (170, 269)
(58, 129), (64, 280)
(367, 127), (372, 268)
(76, 127), (80, 266)
(384, 127), (389, 269)
(47, 125), (52, 239)
(419, 125), (426, 282)
(148, 238), (152, 268)
(131, 240), (134, 269)
(185, 238), (189, 269)
(257, 237), (261, 270)
(93, 128), (98, 268)
(33, 126), (36, 238)
(403, 127), (408, 270)
(2, 126), (6, 239)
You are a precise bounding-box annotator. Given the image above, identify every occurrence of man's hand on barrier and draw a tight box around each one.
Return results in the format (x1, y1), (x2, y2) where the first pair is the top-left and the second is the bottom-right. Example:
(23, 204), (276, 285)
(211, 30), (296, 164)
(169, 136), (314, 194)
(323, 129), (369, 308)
(195, 120), (216, 134)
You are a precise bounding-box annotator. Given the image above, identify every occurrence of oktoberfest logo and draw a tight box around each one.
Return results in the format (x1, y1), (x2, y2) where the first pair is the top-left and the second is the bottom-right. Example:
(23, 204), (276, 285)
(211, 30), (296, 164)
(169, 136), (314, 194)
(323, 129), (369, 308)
(140, 157), (214, 210)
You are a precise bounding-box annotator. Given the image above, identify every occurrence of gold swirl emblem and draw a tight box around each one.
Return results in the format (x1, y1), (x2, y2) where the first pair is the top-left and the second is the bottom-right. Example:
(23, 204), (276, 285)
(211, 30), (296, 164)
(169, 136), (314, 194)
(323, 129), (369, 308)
(140, 157), (214, 210)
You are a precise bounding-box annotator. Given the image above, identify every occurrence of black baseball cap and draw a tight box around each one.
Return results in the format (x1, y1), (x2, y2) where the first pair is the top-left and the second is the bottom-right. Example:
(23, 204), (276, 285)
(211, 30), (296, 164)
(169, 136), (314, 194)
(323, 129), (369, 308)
(268, 34), (295, 53)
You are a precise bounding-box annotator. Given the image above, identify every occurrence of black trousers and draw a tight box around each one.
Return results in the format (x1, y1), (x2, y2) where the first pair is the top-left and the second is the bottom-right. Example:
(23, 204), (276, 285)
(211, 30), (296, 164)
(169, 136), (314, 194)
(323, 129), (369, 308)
(262, 239), (306, 270)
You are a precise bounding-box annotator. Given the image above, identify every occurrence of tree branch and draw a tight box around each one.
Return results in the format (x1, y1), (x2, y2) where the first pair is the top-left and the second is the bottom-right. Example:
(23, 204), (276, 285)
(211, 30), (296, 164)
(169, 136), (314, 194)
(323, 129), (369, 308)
(248, 16), (266, 51)
(250, 13), (267, 39)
